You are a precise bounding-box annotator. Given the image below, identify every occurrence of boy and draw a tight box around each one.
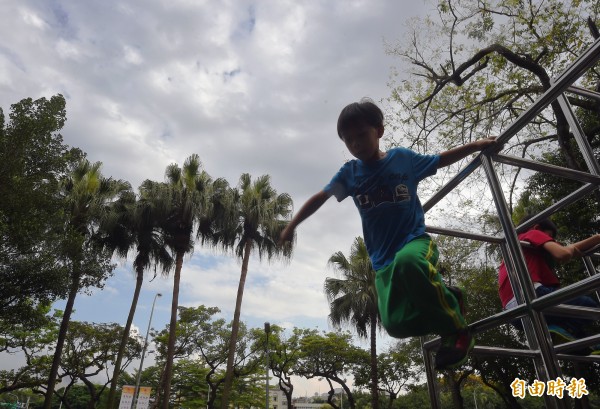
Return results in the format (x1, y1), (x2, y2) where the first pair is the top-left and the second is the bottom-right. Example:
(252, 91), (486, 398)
(280, 99), (496, 369)
(498, 213), (600, 350)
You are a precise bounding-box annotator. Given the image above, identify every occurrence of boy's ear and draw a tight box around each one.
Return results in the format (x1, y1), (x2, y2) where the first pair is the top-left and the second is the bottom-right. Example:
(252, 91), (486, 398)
(377, 125), (384, 138)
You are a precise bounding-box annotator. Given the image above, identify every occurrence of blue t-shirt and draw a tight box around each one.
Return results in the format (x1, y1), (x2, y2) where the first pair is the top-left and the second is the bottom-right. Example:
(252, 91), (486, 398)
(324, 147), (440, 270)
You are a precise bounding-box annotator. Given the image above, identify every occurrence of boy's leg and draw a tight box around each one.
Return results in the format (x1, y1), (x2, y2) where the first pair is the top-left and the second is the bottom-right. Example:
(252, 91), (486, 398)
(536, 285), (598, 338)
(375, 235), (466, 338)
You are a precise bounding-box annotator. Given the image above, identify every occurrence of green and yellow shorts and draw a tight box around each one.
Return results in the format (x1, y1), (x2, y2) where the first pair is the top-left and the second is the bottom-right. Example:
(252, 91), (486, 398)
(375, 235), (466, 338)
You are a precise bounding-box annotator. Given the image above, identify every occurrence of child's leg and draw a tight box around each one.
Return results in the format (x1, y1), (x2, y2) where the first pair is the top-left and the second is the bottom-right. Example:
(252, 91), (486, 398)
(375, 235), (467, 338)
(537, 285), (599, 338)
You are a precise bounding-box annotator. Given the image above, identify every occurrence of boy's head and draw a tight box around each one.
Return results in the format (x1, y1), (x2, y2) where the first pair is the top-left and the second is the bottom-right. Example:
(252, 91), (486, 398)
(519, 212), (558, 238)
(337, 98), (384, 139)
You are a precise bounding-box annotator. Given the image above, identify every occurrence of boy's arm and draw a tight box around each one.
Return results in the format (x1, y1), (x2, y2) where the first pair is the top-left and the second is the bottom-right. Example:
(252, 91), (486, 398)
(543, 233), (600, 263)
(279, 190), (332, 244)
(437, 137), (497, 168)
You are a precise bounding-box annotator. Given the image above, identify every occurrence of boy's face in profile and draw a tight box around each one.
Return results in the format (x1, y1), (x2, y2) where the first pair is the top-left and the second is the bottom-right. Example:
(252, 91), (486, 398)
(340, 122), (384, 163)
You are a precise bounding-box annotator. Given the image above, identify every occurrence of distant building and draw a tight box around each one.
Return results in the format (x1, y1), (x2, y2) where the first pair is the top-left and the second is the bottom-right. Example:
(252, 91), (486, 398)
(267, 386), (286, 409)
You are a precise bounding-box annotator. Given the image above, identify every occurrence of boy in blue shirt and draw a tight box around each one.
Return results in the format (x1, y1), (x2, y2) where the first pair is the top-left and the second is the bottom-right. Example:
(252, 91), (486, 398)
(280, 99), (496, 369)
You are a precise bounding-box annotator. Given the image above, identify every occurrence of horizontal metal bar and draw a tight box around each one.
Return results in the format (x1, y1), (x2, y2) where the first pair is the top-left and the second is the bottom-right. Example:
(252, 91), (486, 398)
(423, 39), (600, 215)
(423, 274), (600, 352)
(529, 274), (600, 311)
(554, 333), (600, 353)
(516, 183), (599, 233)
(425, 225), (504, 243)
(493, 153), (600, 185)
(556, 353), (600, 363)
(544, 304), (600, 320)
(567, 85), (600, 102)
(471, 345), (537, 358)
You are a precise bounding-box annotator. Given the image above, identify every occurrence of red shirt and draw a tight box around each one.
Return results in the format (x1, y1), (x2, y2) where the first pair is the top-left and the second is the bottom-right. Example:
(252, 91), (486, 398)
(498, 229), (560, 308)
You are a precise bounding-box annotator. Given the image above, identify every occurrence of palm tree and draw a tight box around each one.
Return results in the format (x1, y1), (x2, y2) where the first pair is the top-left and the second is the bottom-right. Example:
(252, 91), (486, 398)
(44, 160), (131, 409)
(325, 237), (380, 409)
(156, 154), (230, 409)
(220, 173), (293, 409)
(102, 185), (174, 409)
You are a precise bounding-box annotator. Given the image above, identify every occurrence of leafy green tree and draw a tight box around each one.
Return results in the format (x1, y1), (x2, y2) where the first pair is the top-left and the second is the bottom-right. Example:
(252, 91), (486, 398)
(102, 186), (174, 408)
(0, 309), (59, 394)
(0, 95), (82, 327)
(354, 341), (418, 409)
(388, 0), (599, 171)
(168, 359), (210, 409)
(220, 174), (293, 409)
(264, 327), (311, 409)
(295, 331), (368, 409)
(325, 237), (380, 409)
(53, 321), (142, 409)
(148, 154), (229, 408)
(43, 160), (131, 408)
(150, 305), (263, 409)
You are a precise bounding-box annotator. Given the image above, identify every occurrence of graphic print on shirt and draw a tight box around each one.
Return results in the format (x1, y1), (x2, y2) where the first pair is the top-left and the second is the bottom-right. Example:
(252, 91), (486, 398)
(354, 172), (411, 210)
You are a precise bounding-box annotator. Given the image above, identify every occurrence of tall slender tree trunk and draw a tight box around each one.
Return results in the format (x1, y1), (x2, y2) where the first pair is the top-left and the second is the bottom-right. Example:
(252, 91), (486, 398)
(162, 251), (184, 409)
(107, 265), (144, 408)
(447, 375), (464, 409)
(44, 271), (80, 409)
(369, 312), (379, 409)
(220, 240), (252, 409)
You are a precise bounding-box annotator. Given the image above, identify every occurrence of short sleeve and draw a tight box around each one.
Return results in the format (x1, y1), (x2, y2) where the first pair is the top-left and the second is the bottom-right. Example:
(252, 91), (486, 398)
(324, 164), (350, 202)
(522, 229), (555, 247)
(410, 151), (440, 181)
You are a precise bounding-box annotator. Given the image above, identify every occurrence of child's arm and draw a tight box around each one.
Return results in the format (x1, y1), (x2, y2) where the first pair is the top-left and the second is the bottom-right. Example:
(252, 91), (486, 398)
(279, 190), (332, 244)
(544, 233), (600, 263)
(438, 137), (497, 168)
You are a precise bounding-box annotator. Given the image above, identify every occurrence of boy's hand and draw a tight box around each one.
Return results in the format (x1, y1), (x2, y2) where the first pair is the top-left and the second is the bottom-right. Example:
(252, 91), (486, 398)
(474, 136), (497, 150)
(279, 224), (295, 245)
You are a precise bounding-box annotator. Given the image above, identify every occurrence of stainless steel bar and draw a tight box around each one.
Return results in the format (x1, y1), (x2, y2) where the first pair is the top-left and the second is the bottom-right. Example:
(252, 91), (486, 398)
(567, 85), (600, 102)
(423, 38), (600, 214)
(425, 225), (504, 243)
(556, 93), (600, 175)
(420, 336), (441, 409)
(515, 184), (598, 233)
(544, 304), (600, 320)
(556, 353), (600, 363)
(481, 155), (564, 403)
(554, 333), (600, 353)
(423, 157), (481, 212)
(492, 153), (600, 185)
(471, 345), (537, 358)
(528, 273), (600, 311)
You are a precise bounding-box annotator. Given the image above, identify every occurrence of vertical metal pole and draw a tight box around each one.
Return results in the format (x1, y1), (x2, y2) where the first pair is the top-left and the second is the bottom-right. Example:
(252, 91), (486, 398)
(556, 94), (600, 176)
(421, 336), (441, 409)
(481, 154), (566, 409)
(132, 293), (162, 409)
(264, 322), (270, 409)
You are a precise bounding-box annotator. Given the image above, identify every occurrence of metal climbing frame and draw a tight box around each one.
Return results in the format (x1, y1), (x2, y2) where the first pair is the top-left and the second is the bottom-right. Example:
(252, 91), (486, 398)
(420, 37), (600, 409)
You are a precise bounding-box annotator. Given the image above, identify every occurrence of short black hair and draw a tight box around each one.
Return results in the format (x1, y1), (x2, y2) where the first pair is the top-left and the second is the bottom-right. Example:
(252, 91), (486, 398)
(337, 98), (384, 139)
(519, 211), (558, 237)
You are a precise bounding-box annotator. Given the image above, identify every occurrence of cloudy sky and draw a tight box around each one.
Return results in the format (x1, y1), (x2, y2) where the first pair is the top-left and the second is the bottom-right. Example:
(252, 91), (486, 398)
(1, 0), (439, 396)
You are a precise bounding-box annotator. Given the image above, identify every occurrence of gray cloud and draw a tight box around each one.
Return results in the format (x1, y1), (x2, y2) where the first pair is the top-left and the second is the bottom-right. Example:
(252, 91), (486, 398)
(1, 0), (432, 382)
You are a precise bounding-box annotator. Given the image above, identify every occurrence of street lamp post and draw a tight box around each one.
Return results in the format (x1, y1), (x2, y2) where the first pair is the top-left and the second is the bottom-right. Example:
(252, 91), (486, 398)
(264, 322), (270, 409)
(132, 292), (162, 409)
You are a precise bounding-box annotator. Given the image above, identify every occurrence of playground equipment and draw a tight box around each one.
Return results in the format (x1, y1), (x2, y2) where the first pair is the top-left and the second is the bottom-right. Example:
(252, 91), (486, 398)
(420, 36), (600, 409)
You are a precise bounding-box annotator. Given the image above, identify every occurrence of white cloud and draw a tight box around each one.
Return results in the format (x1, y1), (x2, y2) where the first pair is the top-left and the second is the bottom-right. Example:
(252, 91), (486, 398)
(0, 0), (432, 394)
